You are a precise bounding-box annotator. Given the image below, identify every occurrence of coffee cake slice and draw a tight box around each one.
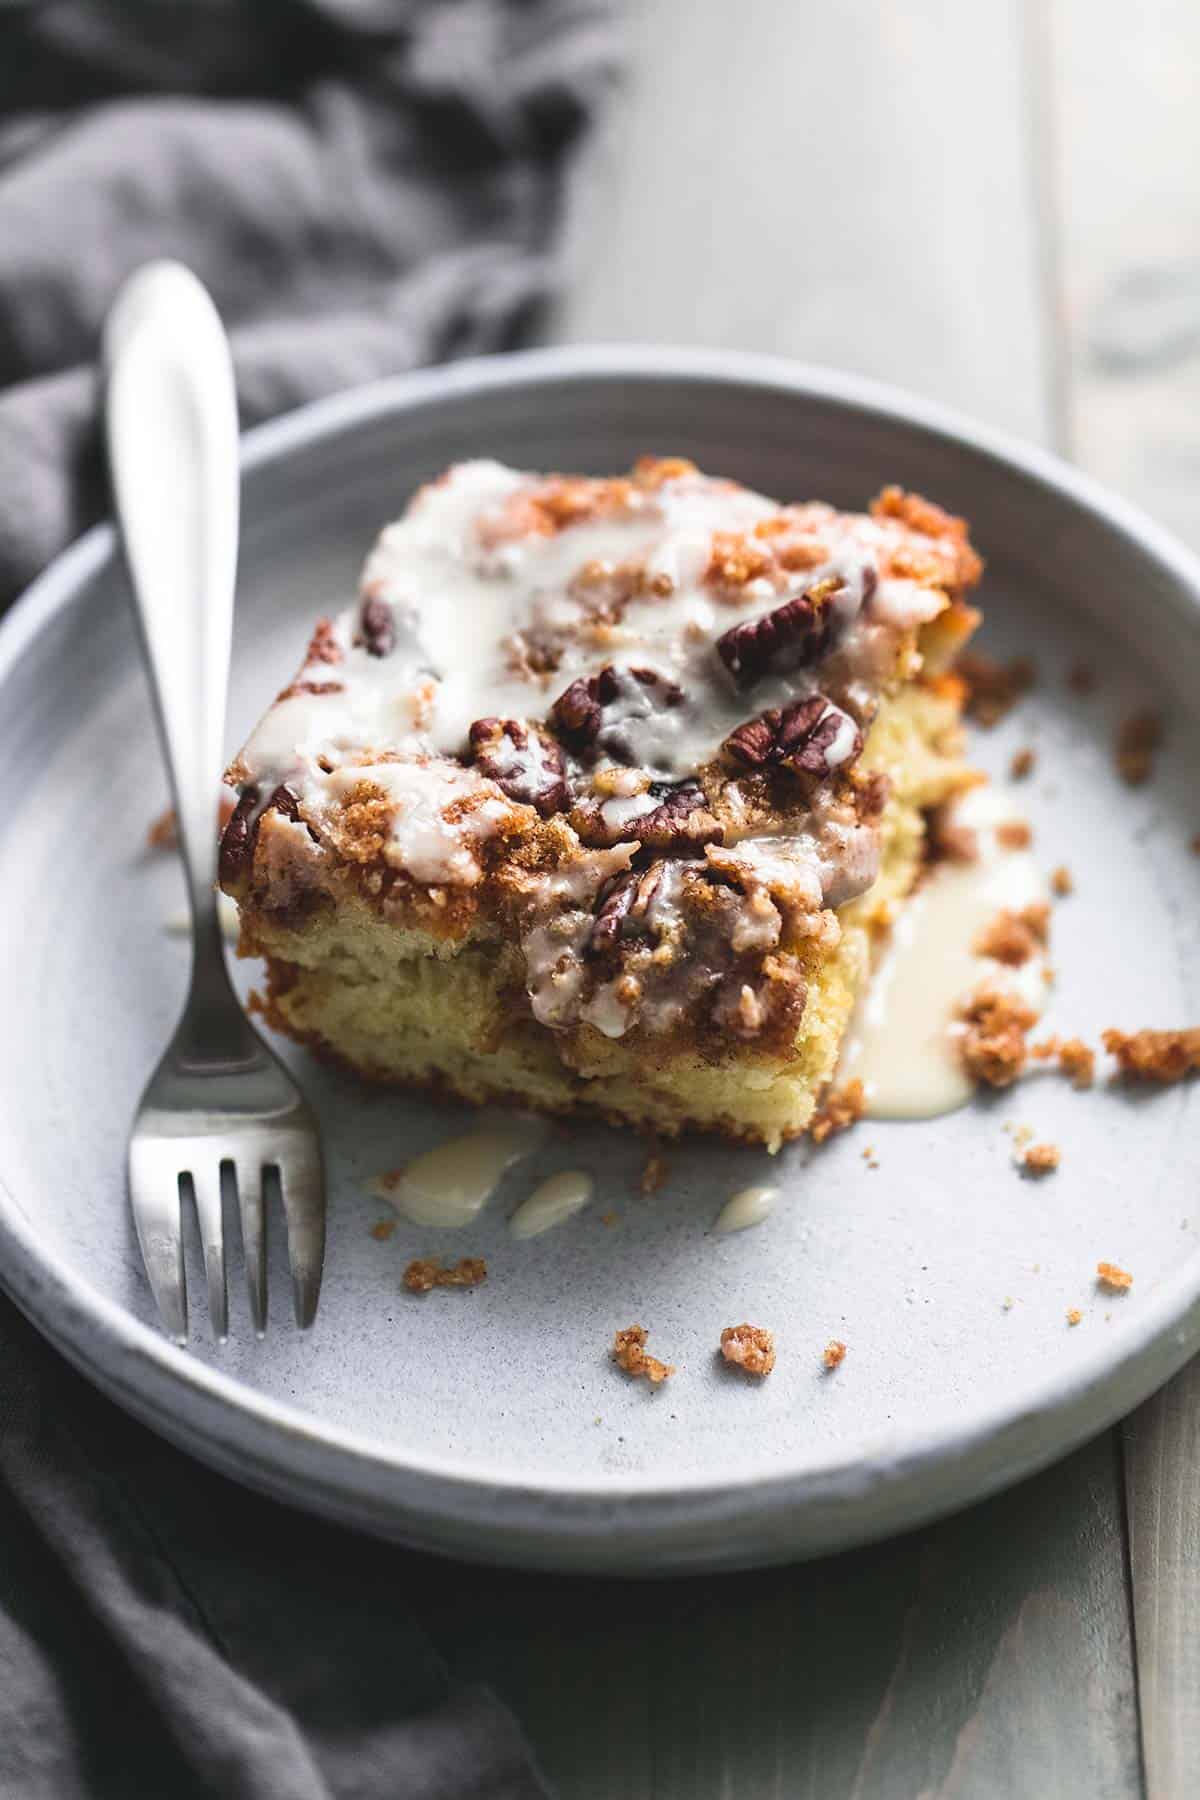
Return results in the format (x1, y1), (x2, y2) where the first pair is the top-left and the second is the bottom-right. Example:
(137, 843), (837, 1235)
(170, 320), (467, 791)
(220, 459), (982, 1149)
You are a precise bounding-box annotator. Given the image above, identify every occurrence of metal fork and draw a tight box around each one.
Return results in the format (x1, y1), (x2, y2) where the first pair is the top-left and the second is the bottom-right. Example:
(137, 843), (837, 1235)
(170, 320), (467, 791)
(105, 262), (326, 1343)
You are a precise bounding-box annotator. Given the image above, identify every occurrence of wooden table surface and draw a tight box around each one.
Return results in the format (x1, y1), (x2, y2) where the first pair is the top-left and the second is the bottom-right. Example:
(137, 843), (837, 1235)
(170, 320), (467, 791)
(413, 5), (1200, 1793)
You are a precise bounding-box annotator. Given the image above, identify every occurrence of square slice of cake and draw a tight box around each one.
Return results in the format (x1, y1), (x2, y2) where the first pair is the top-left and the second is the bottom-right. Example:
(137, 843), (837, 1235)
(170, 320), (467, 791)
(220, 458), (982, 1149)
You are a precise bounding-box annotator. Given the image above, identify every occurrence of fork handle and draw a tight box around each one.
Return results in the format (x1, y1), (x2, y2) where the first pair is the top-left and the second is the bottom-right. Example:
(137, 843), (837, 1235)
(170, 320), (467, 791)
(104, 263), (240, 971)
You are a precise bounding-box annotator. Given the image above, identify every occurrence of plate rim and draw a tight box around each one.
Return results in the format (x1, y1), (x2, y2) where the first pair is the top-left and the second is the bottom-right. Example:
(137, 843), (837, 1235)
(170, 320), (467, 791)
(5, 341), (1200, 1572)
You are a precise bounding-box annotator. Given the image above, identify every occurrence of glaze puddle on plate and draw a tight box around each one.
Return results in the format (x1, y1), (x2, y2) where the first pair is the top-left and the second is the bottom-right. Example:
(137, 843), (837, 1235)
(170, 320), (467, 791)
(2, 352), (1199, 1572)
(369, 1121), (548, 1228)
(842, 783), (1047, 1120)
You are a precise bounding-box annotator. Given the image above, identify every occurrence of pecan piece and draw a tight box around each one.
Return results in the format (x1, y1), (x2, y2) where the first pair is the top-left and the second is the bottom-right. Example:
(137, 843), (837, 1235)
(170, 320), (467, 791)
(588, 862), (667, 958)
(467, 717), (568, 816)
(218, 784), (299, 887)
(723, 694), (860, 778)
(633, 781), (723, 851)
(356, 594), (395, 657)
(722, 714), (776, 767)
(716, 579), (841, 689)
(550, 664), (683, 759)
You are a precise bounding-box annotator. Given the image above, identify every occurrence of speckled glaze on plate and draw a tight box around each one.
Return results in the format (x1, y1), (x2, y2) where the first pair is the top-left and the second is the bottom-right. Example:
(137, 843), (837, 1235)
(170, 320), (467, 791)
(3, 347), (1200, 1575)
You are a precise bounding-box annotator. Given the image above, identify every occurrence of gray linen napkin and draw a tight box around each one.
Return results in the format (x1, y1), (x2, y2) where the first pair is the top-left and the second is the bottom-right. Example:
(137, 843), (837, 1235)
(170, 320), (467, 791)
(0, 0), (619, 605)
(0, 2), (619, 1793)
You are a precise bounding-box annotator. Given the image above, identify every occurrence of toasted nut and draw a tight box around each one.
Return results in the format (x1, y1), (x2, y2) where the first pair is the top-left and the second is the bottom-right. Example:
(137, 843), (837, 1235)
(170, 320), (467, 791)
(716, 579), (842, 688)
(720, 1323), (776, 1377)
(357, 594), (395, 657)
(218, 784), (299, 887)
(724, 693), (860, 778)
(550, 664), (683, 758)
(468, 717), (568, 816)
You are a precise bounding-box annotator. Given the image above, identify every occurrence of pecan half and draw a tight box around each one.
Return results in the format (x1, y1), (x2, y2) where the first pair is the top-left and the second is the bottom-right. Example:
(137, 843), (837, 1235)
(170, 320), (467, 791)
(356, 595), (395, 658)
(632, 781), (723, 851)
(588, 862), (667, 958)
(467, 717), (568, 816)
(218, 784), (300, 887)
(716, 579), (842, 689)
(723, 694), (860, 778)
(550, 664), (683, 759)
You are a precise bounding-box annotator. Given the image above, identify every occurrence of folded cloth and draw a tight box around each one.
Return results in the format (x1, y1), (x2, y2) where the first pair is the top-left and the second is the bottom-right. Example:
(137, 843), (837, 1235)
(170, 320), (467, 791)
(0, 0), (619, 607)
(0, 3), (620, 1793)
(0, 1299), (548, 1799)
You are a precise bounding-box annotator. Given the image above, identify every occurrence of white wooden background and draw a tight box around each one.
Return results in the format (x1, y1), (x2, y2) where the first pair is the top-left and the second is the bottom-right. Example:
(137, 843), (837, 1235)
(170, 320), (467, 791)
(415, 3), (1200, 1793)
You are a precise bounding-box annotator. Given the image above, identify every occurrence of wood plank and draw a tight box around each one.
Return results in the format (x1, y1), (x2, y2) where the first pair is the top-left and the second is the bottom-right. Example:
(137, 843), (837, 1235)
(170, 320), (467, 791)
(420, 1434), (1138, 1798)
(1047, 0), (1200, 544)
(1124, 1368), (1200, 1799)
(556, 0), (1052, 443)
(1048, 4), (1200, 1792)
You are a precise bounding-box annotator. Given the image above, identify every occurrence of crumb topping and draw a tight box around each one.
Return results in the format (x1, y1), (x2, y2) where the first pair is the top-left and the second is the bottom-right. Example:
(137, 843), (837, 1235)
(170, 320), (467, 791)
(1067, 1308), (1083, 1327)
(810, 1079), (866, 1144)
(402, 1256), (487, 1293)
(1022, 1141), (1060, 1175)
(1050, 865), (1073, 896)
(1009, 747), (1036, 780)
(823, 1339), (847, 1369)
(1102, 1028), (1200, 1083)
(719, 1323), (776, 1376)
(612, 1324), (674, 1383)
(1097, 1261), (1132, 1290)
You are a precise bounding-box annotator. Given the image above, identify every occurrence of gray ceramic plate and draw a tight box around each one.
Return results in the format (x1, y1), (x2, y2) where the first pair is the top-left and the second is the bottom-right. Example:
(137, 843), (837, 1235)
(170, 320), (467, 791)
(3, 347), (1200, 1575)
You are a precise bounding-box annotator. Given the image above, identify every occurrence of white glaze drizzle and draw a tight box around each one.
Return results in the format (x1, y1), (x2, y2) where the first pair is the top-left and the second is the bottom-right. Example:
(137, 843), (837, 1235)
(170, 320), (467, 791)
(713, 1185), (780, 1234)
(508, 1169), (595, 1239)
(232, 462), (939, 890)
(840, 786), (1047, 1119)
(369, 1119), (547, 1227)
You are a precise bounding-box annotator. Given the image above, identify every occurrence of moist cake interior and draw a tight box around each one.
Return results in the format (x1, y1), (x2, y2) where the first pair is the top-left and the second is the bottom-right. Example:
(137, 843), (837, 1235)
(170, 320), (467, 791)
(220, 459), (983, 1150)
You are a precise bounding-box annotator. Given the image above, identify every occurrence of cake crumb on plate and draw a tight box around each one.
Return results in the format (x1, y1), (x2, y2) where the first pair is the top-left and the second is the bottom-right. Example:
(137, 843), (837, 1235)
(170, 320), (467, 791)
(403, 1257), (487, 1294)
(956, 651), (1035, 726)
(719, 1323), (775, 1377)
(612, 1325), (674, 1384)
(1115, 711), (1163, 786)
(1103, 1028), (1200, 1083)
